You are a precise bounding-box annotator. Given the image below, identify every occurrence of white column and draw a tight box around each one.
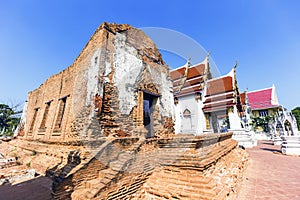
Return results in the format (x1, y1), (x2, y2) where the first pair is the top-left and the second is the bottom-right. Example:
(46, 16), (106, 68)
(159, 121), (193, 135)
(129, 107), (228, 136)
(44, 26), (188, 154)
(228, 106), (242, 129)
(197, 100), (206, 135)
(174, 102), (181, 134)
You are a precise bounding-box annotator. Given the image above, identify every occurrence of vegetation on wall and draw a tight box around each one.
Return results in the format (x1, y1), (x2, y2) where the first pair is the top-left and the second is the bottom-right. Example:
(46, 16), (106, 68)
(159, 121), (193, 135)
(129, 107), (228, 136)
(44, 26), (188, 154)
(292, 107), (300, 129)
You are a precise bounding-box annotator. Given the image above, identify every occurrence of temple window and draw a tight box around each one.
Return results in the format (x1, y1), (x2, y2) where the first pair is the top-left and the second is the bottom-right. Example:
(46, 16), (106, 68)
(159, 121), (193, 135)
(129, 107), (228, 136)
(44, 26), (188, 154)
(259, 110), (268, 117)
(54, 96), (68, 131)
(174, 97), (178, 105)
(39, 101), (51, 130)
(183, 109), (191, 118)
(29, 108), (39, 133)
(195, 92), (202, 101)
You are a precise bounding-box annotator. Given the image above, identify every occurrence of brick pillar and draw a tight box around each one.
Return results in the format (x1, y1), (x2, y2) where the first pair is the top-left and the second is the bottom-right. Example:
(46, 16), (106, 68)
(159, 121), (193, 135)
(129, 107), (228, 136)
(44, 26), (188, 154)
(135, 91), (148, 137)
(137, 91), (144, 127)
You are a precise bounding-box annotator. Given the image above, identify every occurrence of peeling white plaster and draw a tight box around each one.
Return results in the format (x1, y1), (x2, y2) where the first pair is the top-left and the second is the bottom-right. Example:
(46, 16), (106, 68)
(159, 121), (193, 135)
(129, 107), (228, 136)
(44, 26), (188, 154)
(145, 65), (174, 117)
(159, 73), (174, 117)
(86, 48), (102, 106)
(104, 60), (111, 83)
(113, 33), (143, 115)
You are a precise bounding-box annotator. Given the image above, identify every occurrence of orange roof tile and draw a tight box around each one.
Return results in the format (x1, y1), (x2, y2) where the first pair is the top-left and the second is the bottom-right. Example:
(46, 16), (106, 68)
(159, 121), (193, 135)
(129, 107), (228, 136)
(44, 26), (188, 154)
(205, 76), (233, 96)
(171, 63), (206, 96)
(170, 63), (205, 81)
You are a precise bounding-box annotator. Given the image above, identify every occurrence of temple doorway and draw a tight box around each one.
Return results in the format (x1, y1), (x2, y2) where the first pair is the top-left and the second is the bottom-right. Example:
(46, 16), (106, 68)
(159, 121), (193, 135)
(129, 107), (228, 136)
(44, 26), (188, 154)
(181, 109), (193, 133)
(143, 92), (157, 138)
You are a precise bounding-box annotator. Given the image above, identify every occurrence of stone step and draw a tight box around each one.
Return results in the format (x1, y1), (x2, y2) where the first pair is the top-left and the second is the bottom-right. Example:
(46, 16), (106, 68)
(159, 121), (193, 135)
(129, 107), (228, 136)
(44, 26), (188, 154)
(110, 163), (125, 172)
(143, 163), (154, 172)
(146, 173), (214, 189)
(146, 179), (216, 200)
(157, 143), (197, 148)
(106, 175), (149, 200)
(103, 173), (117, 181)
(118, 152), (132, 160)
(85, 188), (100, 199)
(85, 178), (106, 190)
(107, 181), (145, 199)
(98, 169), (118, 178)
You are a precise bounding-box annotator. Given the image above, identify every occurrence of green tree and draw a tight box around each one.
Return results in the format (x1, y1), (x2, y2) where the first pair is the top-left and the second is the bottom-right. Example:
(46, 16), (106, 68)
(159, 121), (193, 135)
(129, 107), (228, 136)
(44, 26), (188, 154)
(0, 103), (21, 136)
(251, 115), (273, 133)
(292, 107), (300, 129)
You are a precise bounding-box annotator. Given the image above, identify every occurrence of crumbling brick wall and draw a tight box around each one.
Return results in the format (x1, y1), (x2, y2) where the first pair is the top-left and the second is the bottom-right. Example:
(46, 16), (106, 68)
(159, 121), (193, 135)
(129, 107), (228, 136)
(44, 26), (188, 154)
(22, 22), (175, 142)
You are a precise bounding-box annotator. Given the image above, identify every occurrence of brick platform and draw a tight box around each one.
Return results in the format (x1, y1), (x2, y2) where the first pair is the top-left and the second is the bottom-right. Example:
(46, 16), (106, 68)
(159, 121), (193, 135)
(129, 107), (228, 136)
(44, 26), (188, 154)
(237, 140), (300, 200)
(1, 133), (248, 199)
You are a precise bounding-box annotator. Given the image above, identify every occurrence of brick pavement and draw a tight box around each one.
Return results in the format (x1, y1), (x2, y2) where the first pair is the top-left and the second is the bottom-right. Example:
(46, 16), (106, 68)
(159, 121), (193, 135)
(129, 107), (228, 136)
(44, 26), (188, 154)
(237, 140), (300, 200)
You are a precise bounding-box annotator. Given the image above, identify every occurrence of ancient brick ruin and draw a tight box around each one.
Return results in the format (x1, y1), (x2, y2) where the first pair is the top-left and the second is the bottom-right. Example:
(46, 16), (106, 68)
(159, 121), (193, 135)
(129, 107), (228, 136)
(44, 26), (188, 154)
(1, 22), (249, 200)
(22, 22), (174, 142)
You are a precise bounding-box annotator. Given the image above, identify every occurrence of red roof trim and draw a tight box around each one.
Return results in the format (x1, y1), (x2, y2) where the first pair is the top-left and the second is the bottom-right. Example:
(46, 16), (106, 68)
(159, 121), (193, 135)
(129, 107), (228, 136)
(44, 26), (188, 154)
(170, 63), (205, 81)
(203, 104), (235, 113)
(204, 93), (235, 103)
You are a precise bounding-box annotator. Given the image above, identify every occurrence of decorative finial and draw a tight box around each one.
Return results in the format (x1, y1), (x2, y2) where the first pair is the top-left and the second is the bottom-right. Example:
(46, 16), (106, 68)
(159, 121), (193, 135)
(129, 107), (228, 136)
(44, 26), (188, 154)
(234, 59), (238, 69)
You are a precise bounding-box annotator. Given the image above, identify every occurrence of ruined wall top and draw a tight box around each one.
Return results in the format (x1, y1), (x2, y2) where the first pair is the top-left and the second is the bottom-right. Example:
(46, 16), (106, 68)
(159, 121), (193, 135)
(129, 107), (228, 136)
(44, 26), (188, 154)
(23, 22), (174, 141)
(29, 22), (166, 96)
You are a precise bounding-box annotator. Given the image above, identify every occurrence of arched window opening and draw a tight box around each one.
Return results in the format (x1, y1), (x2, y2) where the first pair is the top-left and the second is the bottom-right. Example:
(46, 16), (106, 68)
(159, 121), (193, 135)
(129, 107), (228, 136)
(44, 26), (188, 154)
(183, 109), (191, 118)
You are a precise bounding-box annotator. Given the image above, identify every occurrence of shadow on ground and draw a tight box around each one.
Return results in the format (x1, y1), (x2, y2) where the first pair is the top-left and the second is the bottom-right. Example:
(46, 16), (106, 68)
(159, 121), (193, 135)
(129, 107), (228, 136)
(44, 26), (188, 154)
(0, 176), (52, 200)
(262, 141), (275, 146)
(260, 147), (282, 153)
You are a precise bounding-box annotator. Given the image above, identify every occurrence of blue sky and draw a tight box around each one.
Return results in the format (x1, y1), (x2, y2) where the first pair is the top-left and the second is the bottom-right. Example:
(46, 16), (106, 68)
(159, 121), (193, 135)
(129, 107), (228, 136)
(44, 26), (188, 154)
(0, 0), (299, 110)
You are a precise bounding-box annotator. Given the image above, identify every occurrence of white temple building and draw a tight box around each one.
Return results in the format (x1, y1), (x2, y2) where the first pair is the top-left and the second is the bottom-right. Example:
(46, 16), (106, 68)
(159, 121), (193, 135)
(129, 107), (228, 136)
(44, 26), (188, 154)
(170, 56), (245, 136)
(170, 56), (211, 135)
(170, 57), (298, 150)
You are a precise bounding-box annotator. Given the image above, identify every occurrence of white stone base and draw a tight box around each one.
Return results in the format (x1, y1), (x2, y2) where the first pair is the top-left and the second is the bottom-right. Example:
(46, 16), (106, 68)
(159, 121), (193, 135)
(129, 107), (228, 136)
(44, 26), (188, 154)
(273, 139), (282, 145)
(281, 145), (300, 156)
(237, 139), (255, 148)
(252, 138), (258, 147)
(255, 132), (272, 140)
(230, 129), (257, 148)
(281, 136), (300, 156)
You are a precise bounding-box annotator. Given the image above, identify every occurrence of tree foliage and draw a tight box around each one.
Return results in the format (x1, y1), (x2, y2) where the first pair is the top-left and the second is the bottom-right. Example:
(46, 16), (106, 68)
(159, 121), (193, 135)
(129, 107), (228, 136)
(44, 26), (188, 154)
(251, 115), (274, 133)
(0, 103), (21, 136)
(292, 107), (300, 129)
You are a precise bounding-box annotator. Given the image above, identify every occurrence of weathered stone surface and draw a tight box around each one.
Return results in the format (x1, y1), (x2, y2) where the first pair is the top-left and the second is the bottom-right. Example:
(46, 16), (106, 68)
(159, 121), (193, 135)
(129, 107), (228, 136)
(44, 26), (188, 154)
(21, 22), (174, 142)
(1, 131), (247, 199)
(89, 133), (248, 200)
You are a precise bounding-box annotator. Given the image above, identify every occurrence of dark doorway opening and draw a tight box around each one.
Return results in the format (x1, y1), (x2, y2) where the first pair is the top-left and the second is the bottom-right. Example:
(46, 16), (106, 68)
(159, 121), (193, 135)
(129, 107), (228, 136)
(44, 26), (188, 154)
(211, 112), (219, 133)
(143, 92), (157, 138)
